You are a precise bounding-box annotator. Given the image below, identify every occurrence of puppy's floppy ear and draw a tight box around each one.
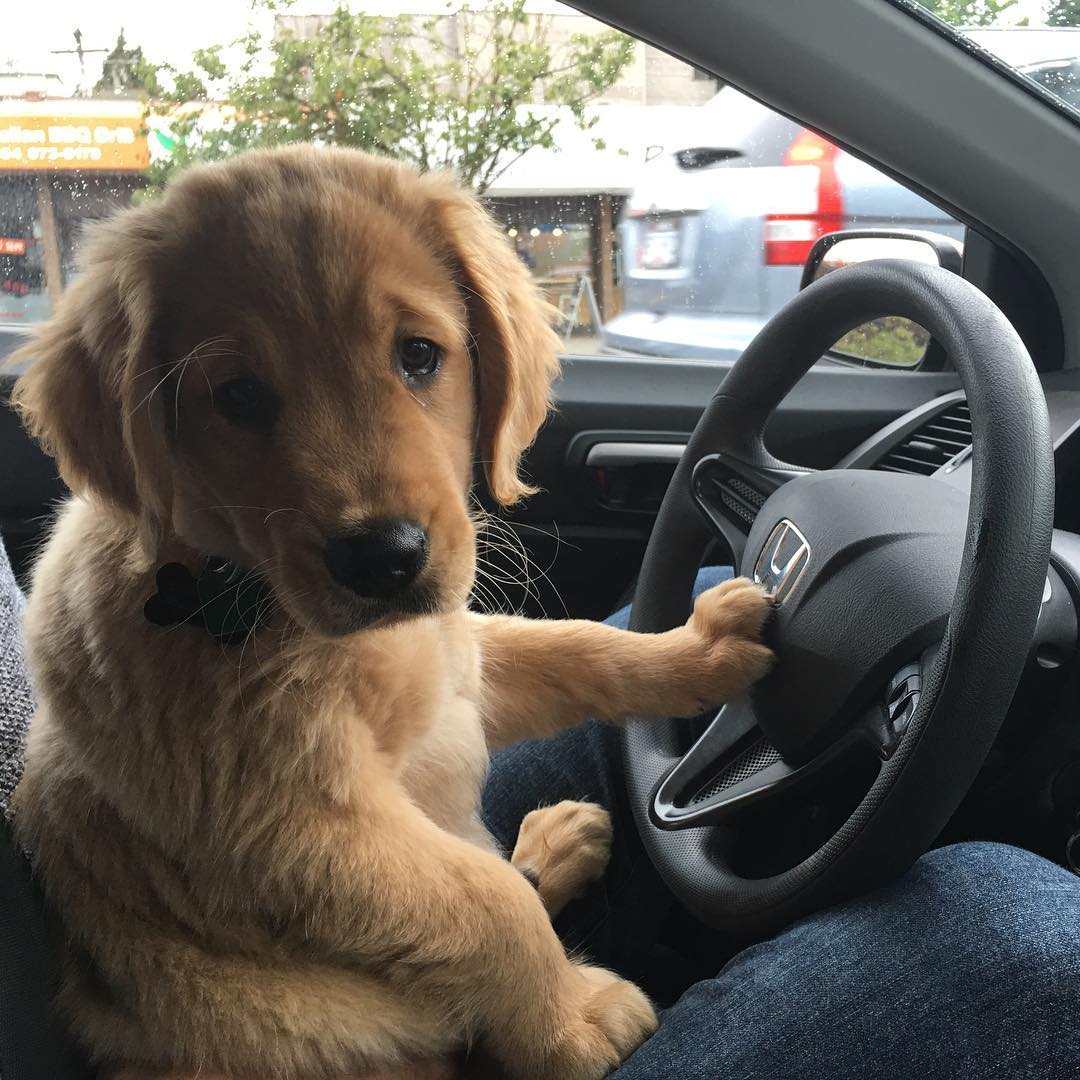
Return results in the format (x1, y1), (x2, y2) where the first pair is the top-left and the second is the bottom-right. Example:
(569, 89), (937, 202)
(429, 181), (561, 506)
(10, 208), (172, 553)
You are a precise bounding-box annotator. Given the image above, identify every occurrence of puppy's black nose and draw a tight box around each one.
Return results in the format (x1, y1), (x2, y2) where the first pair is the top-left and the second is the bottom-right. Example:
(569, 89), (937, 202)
(324, 518), (428, 600)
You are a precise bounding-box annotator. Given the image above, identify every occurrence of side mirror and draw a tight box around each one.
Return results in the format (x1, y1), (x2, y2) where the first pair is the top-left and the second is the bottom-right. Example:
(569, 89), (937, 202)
(800, 229), (963, 369)
(800, 229), (963, 290)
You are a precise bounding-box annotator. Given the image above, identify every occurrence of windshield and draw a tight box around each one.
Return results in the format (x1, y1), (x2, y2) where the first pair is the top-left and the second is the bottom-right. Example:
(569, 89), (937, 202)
(906, 3), (1080, 116)
(5, 0), (722, 336)
(5, 0), (1070, 356)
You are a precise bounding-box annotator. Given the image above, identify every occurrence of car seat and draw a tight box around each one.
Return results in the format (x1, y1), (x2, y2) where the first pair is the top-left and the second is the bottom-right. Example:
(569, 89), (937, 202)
(0, 536), (92, 1079)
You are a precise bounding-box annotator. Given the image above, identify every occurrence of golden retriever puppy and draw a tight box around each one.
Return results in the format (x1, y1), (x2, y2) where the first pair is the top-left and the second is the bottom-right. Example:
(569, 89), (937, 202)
(10, 145), (772, 1079)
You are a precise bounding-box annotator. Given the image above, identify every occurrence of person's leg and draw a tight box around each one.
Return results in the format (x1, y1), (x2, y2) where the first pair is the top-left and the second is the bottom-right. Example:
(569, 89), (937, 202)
(480, 565), (733, 980)
(612, 841), (1080, 1080)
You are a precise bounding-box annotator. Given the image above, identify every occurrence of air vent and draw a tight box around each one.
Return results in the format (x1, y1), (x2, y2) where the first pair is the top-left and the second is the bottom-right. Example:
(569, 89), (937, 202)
(874, 401), (972, 476)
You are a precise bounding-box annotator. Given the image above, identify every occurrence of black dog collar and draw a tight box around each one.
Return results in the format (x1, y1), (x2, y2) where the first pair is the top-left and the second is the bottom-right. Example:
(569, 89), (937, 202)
(144, 557), (274, 645)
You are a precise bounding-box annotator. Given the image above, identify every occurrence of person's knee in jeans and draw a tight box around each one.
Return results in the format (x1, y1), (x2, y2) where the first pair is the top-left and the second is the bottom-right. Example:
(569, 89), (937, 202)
(613, 841), (1080, 1079)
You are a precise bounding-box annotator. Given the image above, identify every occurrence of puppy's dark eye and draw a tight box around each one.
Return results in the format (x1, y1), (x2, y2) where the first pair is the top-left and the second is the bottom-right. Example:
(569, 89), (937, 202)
(213, 376), (277, 429)
(398, 337), (442, 381)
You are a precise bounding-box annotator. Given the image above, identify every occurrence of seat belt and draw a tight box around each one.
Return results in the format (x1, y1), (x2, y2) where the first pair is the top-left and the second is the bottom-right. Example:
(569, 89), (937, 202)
(0, 817), (93, 1080)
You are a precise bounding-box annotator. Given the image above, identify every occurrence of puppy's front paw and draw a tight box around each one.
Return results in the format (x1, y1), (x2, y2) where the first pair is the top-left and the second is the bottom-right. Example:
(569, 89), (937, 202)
(682, 577), (774, 709)
(511, 801), (612, 918)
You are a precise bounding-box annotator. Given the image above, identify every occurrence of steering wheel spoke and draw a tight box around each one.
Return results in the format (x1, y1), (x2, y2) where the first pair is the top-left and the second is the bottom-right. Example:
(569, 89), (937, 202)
(655, 646), (941, 833)
(692, 451), (809, 561)
(653, 701), (871, 830)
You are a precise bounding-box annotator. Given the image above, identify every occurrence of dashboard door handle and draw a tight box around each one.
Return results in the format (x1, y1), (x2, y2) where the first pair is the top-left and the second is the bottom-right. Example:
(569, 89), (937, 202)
(584, 442), (686, 468)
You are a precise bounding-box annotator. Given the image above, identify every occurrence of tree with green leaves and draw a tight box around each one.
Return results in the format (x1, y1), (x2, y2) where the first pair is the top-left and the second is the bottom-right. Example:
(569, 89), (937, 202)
(140, 0), (634, 194)
(1045, 0), (1080, 26)
(92, 30), (161, 98)
(918, 0), (1018, 26)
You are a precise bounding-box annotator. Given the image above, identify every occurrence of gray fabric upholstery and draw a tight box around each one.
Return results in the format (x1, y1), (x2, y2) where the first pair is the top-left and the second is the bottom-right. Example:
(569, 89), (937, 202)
(0, 539), (92, 1078)
(0, 540), (30, 816)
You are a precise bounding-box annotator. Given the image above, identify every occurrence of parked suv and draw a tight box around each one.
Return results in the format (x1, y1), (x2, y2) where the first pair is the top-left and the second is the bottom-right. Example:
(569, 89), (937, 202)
(602, 27), (1080, 362)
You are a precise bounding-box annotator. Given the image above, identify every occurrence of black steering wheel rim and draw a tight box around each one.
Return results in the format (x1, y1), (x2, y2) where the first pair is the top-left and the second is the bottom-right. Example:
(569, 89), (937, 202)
(624, 260), (1054, 938)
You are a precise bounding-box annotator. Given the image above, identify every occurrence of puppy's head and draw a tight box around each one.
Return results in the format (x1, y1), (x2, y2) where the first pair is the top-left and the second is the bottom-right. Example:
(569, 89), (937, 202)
(11, 147), (560, 635)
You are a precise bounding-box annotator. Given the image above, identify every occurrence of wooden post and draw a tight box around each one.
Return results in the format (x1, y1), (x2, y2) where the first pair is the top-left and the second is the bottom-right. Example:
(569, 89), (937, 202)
(35, 174), (64, 309)
(592, 192), (615, 324)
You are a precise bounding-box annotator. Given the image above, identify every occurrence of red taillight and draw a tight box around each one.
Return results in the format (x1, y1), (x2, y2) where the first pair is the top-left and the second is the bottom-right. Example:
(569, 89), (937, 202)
(764, 129), (844, 266)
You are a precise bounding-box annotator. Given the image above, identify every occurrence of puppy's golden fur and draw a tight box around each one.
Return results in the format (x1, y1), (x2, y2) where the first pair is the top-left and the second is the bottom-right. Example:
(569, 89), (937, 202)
(10, 146), (771, 1079)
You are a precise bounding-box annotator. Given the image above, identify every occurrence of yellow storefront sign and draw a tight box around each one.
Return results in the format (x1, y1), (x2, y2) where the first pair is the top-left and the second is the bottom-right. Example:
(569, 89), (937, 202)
(0, 99), (148, 171)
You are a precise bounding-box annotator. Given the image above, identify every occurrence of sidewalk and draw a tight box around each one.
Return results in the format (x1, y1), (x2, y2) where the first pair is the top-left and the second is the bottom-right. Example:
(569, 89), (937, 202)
(559, 333), (606, 355)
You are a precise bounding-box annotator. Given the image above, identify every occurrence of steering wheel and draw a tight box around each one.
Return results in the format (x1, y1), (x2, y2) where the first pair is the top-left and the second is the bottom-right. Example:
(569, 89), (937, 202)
(624, 260), (1054, 938)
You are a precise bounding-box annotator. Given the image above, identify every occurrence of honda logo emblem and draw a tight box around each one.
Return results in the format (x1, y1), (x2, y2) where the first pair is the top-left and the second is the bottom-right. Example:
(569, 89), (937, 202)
(754, 520), (811, 605)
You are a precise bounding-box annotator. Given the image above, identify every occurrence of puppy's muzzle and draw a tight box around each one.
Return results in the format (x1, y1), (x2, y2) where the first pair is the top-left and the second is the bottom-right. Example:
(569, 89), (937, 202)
(324, 518), (429, 600)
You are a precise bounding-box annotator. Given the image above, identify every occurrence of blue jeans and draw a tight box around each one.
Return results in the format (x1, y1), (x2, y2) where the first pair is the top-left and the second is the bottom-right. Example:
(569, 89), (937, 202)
(481, 568), (1080, 1079)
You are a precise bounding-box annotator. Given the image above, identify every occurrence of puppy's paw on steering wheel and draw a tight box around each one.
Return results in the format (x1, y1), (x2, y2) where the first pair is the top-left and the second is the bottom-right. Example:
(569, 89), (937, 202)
(682, 576), (774, 709)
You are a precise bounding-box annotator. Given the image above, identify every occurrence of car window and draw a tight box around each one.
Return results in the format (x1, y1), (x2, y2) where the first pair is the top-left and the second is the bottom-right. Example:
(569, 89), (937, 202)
(612, 82), (963, 369)
(1026, 56), (1080, 107)
(0, 1), (973, 373)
